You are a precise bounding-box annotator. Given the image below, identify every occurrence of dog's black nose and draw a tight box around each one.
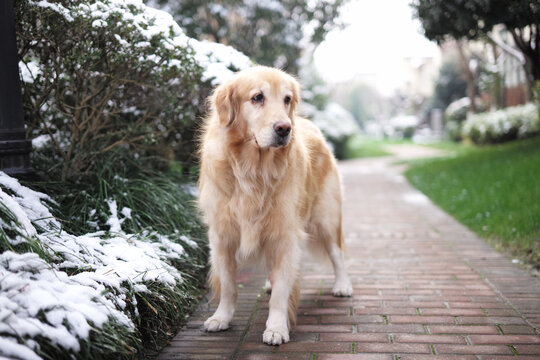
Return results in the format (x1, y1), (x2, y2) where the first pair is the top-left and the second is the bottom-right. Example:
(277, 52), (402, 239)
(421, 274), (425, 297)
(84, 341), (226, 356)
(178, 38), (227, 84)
(273, 122), (291, 137)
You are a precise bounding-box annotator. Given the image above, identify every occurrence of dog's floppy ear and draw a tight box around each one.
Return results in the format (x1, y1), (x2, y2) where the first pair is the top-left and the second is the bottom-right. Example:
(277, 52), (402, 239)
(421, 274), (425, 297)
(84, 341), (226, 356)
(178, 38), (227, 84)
(289, 77), (301, 119)
(212, 81), (237, 127)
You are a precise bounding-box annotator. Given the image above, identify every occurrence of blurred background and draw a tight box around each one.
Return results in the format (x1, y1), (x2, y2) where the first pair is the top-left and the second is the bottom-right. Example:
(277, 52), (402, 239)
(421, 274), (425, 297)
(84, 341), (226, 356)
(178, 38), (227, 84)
(144, 0), (540, 158)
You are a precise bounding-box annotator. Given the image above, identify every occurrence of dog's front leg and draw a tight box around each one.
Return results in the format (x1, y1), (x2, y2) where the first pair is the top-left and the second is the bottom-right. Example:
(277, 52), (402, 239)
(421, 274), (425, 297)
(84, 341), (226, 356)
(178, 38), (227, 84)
(262, 242), (300, 345)
(204, 229), (237, 332)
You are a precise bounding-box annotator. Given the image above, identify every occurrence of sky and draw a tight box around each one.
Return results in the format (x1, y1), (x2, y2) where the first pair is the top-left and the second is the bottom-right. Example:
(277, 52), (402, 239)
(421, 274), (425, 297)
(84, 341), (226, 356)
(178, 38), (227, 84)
(313, 0), (439, 96)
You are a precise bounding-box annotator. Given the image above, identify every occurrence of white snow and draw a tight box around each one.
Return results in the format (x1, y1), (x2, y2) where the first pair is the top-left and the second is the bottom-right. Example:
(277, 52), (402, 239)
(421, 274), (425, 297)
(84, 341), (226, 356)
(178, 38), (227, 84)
(31, 134), (50, 149)
(0, 171), (56, 239)
(0, 337), (42, 360)
(389, 115), (420, 129)
(180, 234), (198, 248)
(0, 188), (37, 239)
(106, 199), (122, 232)
(463, 103), (539, 142)
(18, 61), (42, 84)
(121, 206), (132, 219)
(189, 39), (252, 84)
(34, 0), (74, 21)
(244, 0), (285, 13)
(0, 251), (131, 354)
(27, 0), (251, 86)
(309, 102), (360, 140)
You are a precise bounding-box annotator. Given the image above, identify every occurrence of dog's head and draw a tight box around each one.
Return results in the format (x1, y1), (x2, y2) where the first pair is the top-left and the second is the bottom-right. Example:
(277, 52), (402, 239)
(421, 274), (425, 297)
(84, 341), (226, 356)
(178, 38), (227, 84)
(211, 66), (300, 149)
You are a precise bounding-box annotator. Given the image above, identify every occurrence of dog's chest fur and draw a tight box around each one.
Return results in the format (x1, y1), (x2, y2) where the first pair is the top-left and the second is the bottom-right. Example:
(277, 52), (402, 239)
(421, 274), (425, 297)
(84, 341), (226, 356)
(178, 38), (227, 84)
(227, 146), (298, 257)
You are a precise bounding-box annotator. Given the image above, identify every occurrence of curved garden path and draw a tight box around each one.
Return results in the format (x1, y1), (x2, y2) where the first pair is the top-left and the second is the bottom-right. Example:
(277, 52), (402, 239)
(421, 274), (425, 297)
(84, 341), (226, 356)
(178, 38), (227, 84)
(158, 144), (540, 359)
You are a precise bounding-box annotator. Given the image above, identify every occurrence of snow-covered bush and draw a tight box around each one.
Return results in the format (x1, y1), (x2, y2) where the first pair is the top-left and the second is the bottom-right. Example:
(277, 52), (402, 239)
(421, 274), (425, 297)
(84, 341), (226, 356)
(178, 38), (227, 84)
(386, 115), (420, 139)
(444, 97), (470, 142)
(15, 0), (250, 180)
(304, 102), (359, 159)
(462, 103), (540, 144)
(0, 170), (206, 359)
(444, 97), (487, 142)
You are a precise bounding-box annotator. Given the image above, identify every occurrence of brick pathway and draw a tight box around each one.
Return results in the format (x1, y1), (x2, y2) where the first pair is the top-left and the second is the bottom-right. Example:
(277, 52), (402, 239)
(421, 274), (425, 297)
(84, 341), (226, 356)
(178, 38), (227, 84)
(159, 148), (540, 359)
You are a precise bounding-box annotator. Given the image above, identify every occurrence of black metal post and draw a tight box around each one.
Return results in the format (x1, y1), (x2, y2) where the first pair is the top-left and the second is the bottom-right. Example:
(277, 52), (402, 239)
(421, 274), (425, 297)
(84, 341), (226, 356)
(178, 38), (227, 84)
(0, 0), (33, 177)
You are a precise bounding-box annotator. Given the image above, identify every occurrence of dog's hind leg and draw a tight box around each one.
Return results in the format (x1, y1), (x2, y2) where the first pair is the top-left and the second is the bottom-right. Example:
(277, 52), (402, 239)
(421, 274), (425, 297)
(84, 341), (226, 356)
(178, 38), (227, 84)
(328, 237), (353, 297)
(313, 222), (352, 297)
(204, 228), (238, 332)
(311, 171), (352, 297)
(310, 219), (352, 297)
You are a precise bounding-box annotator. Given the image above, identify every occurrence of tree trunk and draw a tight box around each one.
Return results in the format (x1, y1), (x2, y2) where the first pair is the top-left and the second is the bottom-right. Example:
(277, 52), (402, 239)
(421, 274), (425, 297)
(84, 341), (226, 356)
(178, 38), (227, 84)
(456, 41), (477, 113)
(508, 27), (540, 99)
(489, 42), (504, 109)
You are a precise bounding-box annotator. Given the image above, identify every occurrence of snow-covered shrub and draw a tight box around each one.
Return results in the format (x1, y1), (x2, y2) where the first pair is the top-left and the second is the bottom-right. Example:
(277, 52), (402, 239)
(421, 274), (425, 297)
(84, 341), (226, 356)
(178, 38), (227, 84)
(0, 170), (206, 359)
(462, 103), (540, 144)
(15, 0), (250, 180)
(444, 97), (470, 142)
(305, 102), (360, 159)
(444, 97), (487, 142)
(386, 115), (420, 139)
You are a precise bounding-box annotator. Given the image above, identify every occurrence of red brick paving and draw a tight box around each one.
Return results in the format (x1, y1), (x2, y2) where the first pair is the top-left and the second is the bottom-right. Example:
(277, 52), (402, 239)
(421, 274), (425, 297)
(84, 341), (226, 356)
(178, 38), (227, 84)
(159, 154), (540, 359)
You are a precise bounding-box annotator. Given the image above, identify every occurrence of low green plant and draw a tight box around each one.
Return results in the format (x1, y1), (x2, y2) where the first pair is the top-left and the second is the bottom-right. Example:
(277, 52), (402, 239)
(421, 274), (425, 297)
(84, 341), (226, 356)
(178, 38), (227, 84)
(29, 164), (208, 354)
(444, 97), (488, 142)
(444, 98), (469, 142)
(0, 207), (143, 360)
(344, 136), (390, 159)
(406, 137), (540, 268)
(2, 159), (208, 358)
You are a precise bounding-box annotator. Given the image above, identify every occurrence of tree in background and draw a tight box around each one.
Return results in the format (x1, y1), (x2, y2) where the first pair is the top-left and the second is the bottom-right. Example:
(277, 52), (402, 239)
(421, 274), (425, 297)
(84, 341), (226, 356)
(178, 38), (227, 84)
(147, 0), (345, 74)
(432, 60), (474, 141)
(331, 82), (384, 127)
(298, 59), (330, 110)
(411, 0), (540, 97)
(432, 60), (468, 110)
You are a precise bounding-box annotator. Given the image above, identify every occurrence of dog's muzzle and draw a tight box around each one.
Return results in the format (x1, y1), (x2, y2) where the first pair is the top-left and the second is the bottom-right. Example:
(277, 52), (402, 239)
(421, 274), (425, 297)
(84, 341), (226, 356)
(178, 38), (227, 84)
(272, 121), (291, 147)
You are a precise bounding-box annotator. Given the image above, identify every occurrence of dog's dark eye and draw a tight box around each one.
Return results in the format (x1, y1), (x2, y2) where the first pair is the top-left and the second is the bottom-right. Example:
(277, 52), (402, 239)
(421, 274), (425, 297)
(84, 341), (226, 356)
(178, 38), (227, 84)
(251, 93), (264, 104)
(284, 96), (291, 105)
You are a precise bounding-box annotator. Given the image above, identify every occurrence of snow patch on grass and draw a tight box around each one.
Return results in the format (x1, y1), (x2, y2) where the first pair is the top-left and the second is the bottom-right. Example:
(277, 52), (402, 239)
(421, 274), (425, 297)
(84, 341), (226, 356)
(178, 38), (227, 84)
(1, 251), (131, 353)
(0, 172), (193, 359)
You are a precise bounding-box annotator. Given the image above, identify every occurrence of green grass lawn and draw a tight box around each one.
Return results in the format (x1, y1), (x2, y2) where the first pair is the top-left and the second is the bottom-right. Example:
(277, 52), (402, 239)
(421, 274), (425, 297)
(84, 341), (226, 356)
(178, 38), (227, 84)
(405, 137), (540, 269)
(344, 136), (392, 159)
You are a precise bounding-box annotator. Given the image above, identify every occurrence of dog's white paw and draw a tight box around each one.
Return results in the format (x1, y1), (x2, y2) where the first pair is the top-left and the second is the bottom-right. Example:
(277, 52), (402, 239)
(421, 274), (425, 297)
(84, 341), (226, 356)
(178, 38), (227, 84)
(204, 316), (230, 332)
(262, 327), (289, 345)
(332, 280), (353, 297)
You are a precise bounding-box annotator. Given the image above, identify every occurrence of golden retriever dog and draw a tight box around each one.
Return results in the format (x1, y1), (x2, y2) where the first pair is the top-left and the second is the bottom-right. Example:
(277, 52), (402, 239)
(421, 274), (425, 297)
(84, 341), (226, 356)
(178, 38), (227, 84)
(198, 66), (352, 345)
